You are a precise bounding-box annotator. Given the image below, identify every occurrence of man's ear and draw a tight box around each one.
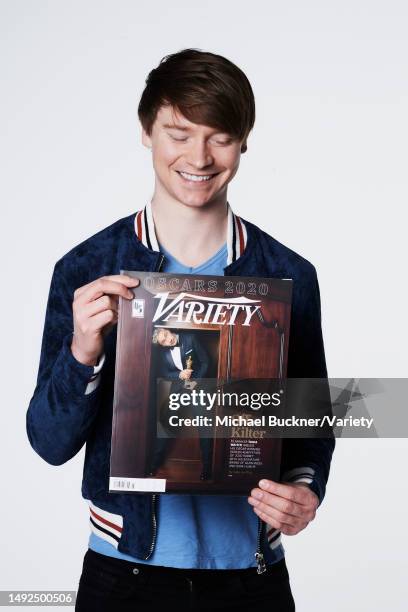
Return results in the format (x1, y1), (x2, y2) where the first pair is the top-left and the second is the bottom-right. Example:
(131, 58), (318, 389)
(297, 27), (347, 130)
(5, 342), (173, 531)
(142, 128), (152, 150)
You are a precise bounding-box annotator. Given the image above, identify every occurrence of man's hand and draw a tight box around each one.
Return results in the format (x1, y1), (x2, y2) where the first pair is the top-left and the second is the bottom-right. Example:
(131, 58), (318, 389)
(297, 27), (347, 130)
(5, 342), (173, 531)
(248, 479), (319, 536)
(179, 368), (193, 381)
(71, 274), (139, 366)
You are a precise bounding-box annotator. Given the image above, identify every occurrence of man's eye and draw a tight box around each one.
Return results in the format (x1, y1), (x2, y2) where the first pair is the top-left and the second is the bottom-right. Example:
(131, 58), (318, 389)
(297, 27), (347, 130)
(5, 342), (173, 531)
(169, 134), (188, 142)
(214, 138), (233, 146)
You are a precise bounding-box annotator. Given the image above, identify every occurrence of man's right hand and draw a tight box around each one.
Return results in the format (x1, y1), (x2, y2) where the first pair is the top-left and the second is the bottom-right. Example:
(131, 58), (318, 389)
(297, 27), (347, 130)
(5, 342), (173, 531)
(71, 274), (139, 366)
(179, 369), (193, 381)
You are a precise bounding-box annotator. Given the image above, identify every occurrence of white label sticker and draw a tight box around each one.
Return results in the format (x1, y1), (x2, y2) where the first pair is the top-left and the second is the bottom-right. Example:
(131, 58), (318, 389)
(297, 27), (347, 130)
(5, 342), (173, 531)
(109, 477), (166, 492)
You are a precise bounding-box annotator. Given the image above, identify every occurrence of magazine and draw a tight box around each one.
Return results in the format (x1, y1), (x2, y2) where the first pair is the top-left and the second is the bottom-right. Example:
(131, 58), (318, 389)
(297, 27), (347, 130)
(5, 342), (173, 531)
(109, 271), (292, 494)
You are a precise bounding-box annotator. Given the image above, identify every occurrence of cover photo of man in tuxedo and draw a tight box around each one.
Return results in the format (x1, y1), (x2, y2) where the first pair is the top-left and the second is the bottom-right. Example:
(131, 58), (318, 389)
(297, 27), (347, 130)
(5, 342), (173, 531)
(150, 327), (214, 480)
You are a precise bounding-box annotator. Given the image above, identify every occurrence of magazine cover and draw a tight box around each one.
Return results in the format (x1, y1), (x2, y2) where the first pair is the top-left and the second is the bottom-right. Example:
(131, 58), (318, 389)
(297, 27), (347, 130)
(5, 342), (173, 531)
(109, 271), (293, 494)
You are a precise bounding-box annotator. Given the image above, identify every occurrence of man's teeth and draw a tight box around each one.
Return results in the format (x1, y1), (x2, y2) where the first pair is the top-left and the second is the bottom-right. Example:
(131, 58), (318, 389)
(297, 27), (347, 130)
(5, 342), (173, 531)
(179, 171), (214, 182)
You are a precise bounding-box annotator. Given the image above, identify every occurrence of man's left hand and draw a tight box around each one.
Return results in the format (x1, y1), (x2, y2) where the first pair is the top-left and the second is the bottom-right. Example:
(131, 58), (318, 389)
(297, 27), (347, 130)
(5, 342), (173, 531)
(248, 479), (319, 536)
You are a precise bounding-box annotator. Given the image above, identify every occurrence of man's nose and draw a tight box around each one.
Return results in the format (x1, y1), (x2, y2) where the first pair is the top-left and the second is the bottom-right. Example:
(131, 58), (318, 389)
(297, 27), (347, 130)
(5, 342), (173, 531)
(185, 139), (214, 169)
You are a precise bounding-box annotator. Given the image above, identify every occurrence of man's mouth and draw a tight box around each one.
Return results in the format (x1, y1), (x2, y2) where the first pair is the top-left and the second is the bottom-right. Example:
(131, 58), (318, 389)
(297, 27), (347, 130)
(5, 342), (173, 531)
(176, 171), (219, 183)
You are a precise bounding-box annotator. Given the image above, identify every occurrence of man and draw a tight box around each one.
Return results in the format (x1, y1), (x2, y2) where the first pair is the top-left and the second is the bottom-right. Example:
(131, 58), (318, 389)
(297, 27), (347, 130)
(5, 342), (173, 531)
(150, 327), (213, 480)
(26, 48), (335, 610)
(152, 327), (210, 388)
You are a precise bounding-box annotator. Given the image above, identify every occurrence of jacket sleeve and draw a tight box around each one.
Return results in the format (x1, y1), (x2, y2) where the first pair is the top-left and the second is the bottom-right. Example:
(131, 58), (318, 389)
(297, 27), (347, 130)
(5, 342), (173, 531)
(280, 264), (335, 506)
(26, 260), (104, 466)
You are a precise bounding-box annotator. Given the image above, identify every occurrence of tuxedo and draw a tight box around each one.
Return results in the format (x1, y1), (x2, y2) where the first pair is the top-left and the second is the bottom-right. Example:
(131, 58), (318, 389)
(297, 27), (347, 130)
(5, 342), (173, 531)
(152, 331), (213, 477)
(157, 331), (209, 386)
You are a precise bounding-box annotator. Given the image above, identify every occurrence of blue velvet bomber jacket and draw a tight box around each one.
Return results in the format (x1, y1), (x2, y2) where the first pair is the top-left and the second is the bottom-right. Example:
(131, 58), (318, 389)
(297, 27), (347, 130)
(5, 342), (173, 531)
(26, 208), (335, 563)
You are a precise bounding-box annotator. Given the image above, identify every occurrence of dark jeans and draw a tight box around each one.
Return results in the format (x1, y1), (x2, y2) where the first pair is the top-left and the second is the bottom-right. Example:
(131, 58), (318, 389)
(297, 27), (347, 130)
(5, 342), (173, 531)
(75, 549), (295, 611)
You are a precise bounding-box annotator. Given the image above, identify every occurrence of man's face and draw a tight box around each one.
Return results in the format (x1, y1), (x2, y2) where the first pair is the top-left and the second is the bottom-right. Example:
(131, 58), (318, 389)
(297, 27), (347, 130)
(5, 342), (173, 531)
(142, 105), (246, 208)
(156, 328), (177, 347)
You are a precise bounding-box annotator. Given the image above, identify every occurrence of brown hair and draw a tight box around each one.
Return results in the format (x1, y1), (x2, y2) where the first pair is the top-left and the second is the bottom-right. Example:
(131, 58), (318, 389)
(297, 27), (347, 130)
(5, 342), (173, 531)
(138, 48), (255, 151)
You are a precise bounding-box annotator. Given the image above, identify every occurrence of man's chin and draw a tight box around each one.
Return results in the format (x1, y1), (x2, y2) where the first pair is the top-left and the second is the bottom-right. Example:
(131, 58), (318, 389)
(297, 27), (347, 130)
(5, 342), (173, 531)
(172, 190), (224, 209)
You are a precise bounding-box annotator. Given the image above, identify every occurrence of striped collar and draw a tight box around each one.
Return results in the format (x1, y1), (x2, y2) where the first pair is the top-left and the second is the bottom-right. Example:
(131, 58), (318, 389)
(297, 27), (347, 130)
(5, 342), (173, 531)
(134, 201), (248, 266)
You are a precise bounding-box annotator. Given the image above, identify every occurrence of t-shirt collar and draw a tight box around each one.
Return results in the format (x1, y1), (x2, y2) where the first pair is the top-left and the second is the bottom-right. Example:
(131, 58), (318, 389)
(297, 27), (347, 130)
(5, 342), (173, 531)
(134, 200), (247, 265)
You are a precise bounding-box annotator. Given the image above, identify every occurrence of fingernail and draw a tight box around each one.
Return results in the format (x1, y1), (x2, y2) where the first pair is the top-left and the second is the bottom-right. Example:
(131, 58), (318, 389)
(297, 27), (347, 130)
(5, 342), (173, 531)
(253, 491), (263, 500)
(259, 480), (268, 488)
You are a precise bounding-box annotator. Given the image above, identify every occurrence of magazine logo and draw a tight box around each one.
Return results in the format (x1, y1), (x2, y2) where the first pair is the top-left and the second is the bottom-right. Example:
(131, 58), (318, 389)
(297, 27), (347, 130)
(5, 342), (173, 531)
(152, 292), (261, 326)
(132, 299), (145, 318)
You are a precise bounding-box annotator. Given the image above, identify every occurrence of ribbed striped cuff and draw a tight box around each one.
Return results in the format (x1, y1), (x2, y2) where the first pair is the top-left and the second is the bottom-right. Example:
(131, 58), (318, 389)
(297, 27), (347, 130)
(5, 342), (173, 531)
(266, 525), (282, 551)
(281, 466), (324, 506)
(53, 334), (98, 398)
(84, 353), (106, 396)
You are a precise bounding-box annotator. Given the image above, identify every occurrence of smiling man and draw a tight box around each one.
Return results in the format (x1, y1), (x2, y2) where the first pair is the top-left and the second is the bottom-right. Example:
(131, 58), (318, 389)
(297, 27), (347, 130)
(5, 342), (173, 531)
(26, 49), (335, 611)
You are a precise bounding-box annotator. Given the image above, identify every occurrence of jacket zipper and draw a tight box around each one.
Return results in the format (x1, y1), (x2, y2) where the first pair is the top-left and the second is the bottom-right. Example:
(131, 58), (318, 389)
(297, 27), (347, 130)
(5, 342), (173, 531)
(255, 517), (267, 574)
(144, 252), (165, 560)
(144, 493), (158, 559)
(144, 253), (267, 568)
(156, 254), (165, 272)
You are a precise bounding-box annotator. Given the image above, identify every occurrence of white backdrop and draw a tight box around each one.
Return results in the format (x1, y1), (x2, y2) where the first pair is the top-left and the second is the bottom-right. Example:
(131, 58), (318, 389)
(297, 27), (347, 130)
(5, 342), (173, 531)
(1, 1), (407, 610)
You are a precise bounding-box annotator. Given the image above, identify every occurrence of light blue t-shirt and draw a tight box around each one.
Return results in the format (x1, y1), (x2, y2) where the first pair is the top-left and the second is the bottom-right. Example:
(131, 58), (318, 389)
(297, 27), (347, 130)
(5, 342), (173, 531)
(89, 242), (284, 568)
